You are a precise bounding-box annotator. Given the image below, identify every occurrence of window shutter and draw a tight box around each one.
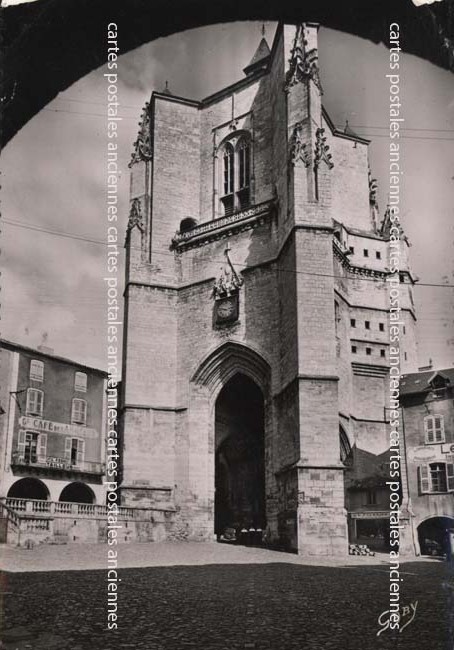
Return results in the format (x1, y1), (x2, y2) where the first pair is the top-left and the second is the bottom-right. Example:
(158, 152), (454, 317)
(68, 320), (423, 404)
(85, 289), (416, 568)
(65, 437), (72, 460)
(72, 399), (87, 425)
(74, 372), (87, 392)
(17, 430), (26, 456)
(30, 360), (44, 382)
(434, 415), (445, 442)
(419, 465), (430, 494)
(26, 390), (33, 415)
(76, 439), (85, 465)
(37, 391), (43, 415)
(27, 389), (43, 416)
(37, 434), (47, 462)
(425, 417), (434, 443)
(447, 463), (454, 492)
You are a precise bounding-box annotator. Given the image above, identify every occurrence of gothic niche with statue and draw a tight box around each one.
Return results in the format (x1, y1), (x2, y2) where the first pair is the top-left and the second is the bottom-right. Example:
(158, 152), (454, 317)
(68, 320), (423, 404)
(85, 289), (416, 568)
(212, 244), (243, 326)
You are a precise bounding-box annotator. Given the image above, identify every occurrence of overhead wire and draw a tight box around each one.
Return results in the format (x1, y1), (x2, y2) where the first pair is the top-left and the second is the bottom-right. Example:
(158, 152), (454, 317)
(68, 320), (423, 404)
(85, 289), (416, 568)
(3, 217), (454, 289)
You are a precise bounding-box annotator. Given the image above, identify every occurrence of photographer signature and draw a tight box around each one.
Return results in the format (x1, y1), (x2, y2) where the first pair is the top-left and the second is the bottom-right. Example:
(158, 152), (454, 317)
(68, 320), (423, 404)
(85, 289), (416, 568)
(377, 601), (418, 636)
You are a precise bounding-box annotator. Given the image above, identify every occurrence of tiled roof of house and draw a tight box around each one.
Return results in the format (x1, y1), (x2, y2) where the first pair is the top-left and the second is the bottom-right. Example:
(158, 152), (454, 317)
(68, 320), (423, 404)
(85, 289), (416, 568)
(345, 446), (391, 489)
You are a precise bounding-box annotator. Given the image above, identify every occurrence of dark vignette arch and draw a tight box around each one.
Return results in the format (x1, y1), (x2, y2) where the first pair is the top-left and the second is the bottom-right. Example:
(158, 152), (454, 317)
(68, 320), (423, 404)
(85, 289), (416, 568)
(2, 0), (453, 147)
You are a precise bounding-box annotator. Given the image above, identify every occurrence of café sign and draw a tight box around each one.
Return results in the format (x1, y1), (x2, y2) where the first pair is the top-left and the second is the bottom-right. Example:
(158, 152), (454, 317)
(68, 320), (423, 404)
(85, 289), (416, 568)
(350, 511), (390, 520)
(19, 416), (98, 439)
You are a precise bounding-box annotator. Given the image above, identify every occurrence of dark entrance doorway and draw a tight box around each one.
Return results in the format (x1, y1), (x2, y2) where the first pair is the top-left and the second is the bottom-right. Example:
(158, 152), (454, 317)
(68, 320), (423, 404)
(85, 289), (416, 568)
(418, 516), (454, 557)
(214, 373), (266, 539)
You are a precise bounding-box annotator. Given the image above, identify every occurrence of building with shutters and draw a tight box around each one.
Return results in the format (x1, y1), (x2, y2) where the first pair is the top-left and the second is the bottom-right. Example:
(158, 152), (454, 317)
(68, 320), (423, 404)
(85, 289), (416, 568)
(119, 22), (420, 555)
(400, 367), (454, 556)
(0, 339), (107, 506)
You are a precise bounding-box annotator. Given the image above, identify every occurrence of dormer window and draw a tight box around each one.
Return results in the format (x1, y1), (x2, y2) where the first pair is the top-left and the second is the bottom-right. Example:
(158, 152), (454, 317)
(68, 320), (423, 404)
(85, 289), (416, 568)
(219, 134), (251, 216)
(429, 373), (450, 393)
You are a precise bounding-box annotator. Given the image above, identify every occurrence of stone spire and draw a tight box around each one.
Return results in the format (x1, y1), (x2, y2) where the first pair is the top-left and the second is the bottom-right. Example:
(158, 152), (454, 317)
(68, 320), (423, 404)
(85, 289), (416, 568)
(243, 37), (271, 76)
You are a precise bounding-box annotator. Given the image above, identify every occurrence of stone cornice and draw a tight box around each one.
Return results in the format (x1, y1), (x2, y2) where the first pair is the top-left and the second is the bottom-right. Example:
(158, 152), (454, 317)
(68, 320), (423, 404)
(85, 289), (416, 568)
(275, 461), (346, 476)
(333, 240), (389, 279)
(122, 403), (187, 413)
(350, 338), (390, 346)
(333, 288), (417, 321)
(274, 373), (339, 400)
(171, 200), (275, 251)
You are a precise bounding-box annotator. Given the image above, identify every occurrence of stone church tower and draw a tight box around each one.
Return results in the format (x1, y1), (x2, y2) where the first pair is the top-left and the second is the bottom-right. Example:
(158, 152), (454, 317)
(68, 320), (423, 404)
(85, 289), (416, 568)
(120, 23), (418, 555)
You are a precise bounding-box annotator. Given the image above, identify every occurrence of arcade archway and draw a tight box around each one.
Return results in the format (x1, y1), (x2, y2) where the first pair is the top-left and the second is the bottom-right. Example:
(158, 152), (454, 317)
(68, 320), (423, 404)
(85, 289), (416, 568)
(7, 478), (49, 501)
(214, 373), (266, 538)
(418, 516), (454, 556)
(59, 482), (95, 504)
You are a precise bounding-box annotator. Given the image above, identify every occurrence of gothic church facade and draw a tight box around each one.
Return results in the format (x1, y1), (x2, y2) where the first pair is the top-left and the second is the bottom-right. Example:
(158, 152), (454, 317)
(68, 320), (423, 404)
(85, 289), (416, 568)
(120, 23), (418, 555)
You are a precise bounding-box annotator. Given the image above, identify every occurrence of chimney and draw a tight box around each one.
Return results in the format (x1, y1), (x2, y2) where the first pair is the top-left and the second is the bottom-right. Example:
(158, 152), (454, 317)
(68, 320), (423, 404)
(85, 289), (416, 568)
(418, 358), (433, 372)
(37, 345), (54, 355)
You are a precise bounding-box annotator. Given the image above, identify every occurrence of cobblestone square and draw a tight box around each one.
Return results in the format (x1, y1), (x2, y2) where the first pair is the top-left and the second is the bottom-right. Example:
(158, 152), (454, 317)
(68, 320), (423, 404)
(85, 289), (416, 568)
(0, 544), (453, 649)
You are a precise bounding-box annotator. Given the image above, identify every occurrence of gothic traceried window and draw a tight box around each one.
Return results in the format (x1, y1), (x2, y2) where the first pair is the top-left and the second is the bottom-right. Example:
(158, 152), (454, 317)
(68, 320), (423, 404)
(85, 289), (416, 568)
(219, 134), (251, 216)
(223, 143), (234, 195)
(237, 137), (251, 209)
(339, 426), (352, 465)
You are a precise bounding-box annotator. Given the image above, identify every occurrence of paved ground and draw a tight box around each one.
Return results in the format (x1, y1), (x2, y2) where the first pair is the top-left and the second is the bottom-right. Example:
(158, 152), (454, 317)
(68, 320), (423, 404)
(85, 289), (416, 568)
(0, 541), (391, 573)
(0, 543), (452, 649)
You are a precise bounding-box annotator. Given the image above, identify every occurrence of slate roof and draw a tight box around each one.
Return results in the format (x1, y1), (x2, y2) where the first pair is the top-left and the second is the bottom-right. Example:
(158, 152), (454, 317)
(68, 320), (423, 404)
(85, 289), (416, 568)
(400, 368), (454, 396)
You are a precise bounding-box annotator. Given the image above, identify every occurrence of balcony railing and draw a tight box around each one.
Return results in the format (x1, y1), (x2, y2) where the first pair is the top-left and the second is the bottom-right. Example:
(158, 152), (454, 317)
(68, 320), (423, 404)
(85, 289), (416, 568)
(11, 452), (105, 475)
(171, 199), (275, 250)
(2, 498), (137, 520)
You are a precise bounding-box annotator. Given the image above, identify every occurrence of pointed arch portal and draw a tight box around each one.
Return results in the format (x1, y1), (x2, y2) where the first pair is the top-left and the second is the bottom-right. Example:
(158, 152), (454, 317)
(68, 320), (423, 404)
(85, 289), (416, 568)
(214, 373), (266, 536)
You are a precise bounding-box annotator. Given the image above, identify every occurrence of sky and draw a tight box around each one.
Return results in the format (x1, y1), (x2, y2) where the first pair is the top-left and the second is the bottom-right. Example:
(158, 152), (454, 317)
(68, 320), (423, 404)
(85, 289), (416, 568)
(1, 21), (453, 371)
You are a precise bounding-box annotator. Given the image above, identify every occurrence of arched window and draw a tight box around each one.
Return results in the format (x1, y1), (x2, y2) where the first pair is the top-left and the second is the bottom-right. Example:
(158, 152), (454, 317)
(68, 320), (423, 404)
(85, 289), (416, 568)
(219, 135), (251, 216)
(221, 143), (235, 216)
(339, 426), (352, 464)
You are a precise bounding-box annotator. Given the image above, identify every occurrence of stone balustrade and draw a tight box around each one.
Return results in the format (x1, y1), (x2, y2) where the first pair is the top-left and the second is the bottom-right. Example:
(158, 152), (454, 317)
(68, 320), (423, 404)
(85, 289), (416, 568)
(2, 498), (138, 520)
